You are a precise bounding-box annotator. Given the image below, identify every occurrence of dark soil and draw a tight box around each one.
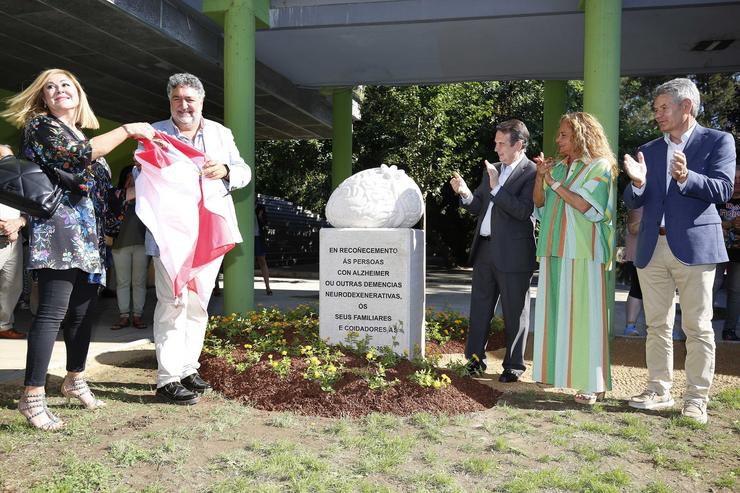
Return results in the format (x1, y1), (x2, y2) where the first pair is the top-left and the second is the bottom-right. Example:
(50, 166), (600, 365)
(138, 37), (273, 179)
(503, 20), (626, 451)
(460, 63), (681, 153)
(426, 331), (506, 356)
(200, 352), (501, 417)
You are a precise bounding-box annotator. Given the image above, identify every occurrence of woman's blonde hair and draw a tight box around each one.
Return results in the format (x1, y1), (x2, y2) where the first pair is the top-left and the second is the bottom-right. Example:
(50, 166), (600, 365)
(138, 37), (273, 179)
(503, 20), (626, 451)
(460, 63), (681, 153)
(559, 112), (618, 179)
(1, 69), (99, 129)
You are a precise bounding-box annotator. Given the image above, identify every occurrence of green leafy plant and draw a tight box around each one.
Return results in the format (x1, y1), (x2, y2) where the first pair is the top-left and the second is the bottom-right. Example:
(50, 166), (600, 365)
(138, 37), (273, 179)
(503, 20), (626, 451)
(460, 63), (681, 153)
(410, 368), (452, 390)
(301, 345), (344, 392)
(267, 353), (292, 378)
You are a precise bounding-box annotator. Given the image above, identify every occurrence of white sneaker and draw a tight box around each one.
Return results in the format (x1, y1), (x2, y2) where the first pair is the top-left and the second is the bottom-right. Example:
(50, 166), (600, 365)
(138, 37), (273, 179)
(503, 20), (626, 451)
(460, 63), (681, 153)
(681, 399), (708, 424)
(628, 390), (675, 410)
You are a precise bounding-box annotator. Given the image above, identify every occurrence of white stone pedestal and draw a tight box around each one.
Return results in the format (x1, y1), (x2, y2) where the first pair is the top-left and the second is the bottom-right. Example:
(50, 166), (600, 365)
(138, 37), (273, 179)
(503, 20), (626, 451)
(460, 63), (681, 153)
(320, 228), (425, 358)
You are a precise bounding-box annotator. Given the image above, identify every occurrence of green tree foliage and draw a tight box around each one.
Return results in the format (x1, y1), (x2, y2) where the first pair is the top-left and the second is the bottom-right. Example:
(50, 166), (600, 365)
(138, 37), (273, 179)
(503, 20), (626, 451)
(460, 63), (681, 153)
(354, 82), (555, 264)
(254, 139), (332, 214)
(254, 74), (738, 265)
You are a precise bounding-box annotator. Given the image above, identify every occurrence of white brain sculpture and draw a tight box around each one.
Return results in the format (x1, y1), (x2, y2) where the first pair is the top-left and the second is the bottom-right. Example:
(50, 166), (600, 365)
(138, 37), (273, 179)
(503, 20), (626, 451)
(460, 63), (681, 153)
(326, 164), (424, 228)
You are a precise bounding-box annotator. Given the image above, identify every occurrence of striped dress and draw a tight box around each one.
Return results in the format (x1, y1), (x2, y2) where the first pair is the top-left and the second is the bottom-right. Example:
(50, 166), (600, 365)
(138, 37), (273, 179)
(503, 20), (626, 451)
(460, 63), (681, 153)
(532, 157), (614, 393)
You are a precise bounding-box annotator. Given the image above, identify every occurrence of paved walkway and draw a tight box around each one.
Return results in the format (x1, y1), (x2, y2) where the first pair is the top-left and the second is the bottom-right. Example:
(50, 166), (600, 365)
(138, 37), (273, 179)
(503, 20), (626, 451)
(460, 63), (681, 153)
(1, 267), (737, 386)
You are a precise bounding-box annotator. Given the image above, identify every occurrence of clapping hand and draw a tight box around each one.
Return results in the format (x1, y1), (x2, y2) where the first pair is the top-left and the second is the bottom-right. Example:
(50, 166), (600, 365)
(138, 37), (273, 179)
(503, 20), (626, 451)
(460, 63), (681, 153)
(623, 151), (647, 188)
(485, 160), (499, 189)
(534, 152), (555, 185)
(450, 171), (471, 199)
(669, 151), (688, 183)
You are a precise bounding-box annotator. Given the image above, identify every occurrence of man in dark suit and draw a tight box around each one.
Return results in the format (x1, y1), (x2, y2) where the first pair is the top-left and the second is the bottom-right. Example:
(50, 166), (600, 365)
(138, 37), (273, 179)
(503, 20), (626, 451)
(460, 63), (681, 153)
(450, 119), (537, 382)
(623, 78), (736, 424)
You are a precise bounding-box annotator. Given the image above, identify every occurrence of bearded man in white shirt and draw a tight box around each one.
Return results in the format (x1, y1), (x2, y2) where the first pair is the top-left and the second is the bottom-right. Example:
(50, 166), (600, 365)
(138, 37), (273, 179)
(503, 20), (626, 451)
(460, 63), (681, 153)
(143, 74), (252, 405)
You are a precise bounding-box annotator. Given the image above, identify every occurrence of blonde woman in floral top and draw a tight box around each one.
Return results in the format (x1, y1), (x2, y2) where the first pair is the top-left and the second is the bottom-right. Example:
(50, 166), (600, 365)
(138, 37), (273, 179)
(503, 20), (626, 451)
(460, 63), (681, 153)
(1, 68), (155, 431)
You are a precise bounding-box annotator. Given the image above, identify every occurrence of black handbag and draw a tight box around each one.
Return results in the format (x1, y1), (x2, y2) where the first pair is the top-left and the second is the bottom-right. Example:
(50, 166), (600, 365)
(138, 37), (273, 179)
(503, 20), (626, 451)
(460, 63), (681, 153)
(0, 155), (81, 219)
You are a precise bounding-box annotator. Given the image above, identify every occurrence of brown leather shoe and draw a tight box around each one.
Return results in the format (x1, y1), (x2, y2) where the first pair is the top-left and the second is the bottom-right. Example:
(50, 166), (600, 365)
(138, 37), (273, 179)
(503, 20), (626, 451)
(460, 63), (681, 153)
(0, 329), (26, 339)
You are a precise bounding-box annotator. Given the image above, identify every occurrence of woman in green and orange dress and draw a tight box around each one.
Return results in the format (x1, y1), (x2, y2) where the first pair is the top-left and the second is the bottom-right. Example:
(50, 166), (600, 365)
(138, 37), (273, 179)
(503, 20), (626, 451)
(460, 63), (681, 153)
(532, 112), (617, 405)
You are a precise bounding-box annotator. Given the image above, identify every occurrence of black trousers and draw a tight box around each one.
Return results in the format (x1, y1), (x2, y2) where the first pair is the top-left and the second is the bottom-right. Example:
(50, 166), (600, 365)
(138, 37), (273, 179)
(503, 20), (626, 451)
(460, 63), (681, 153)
(465, 243), (532, 372)
(24, 269), (99, 387)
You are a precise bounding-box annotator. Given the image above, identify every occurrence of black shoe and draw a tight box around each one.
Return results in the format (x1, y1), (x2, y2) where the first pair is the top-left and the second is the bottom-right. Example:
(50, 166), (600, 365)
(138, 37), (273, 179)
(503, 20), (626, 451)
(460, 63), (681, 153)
(156, 382), (200, 405)
(722, 330), (740, 341)
(181, 373), (212, 394)
(498, 369), (522, 383)
(464, 358), (487, 376)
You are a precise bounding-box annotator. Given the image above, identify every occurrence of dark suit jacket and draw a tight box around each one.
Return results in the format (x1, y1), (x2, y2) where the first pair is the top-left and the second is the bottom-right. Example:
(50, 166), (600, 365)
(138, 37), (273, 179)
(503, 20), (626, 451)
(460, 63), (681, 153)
(622, 125), (736, 268)
(462, 158), (537, 272)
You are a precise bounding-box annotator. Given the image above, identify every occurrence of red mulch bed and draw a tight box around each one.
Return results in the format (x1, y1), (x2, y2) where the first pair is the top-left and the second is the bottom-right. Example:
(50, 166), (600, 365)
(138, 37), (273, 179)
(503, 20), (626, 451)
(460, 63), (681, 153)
(200, 351), (501, 417)
(425, 331), (506, 356)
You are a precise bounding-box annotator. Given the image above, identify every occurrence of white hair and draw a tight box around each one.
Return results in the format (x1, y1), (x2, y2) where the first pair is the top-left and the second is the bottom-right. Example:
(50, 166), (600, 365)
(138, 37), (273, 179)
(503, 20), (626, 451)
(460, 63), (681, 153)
(655, 78), (701, 117)
(166, 73), (205, 100)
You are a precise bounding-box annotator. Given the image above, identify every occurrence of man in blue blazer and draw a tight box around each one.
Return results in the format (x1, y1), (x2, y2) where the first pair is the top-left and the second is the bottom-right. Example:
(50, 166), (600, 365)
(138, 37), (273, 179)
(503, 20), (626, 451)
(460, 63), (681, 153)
(623, 78), (736, 424)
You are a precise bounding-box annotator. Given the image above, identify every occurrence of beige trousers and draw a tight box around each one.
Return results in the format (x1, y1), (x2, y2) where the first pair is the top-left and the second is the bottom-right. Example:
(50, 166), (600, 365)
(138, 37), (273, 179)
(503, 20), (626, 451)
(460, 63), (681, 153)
(0, 238), (22, 331)
(152, 257), (210, 388)
(636, 236), (716, 403)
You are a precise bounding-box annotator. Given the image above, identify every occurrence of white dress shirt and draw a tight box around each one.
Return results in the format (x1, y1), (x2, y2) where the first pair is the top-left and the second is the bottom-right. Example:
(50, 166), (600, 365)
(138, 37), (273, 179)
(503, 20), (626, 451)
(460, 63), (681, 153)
(631, 123), (696, 227)
(462, 154), (524, 237)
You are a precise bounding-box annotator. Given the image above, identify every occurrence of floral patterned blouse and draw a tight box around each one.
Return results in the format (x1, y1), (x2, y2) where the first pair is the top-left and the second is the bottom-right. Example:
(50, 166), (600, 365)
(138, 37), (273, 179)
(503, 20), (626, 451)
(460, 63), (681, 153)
(22, 115), (112, 284)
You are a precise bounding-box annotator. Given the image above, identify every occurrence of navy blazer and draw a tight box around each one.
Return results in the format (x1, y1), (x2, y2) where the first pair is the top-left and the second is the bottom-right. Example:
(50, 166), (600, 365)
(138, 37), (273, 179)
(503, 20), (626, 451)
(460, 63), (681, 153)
(622, 125), (736, 268)
(462, 159), (537, 272)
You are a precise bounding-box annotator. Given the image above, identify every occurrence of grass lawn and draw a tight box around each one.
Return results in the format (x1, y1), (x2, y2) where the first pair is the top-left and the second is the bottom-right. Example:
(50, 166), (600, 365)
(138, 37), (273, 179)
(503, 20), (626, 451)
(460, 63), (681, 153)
(0, 349), (738, 493)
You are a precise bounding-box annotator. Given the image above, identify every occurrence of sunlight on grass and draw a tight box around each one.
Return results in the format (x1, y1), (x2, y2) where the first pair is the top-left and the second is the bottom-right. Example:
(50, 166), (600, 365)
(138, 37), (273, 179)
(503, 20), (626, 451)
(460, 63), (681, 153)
(709, 388), (740, 410)
(351, 428), (416, 474)
(640, 480), (674, 493)
(458, 456), (497, 476)
(572, 443), (601, 463)
(29, 453), (116, 493)
(407, 471), (463, 493)
(108, 439), (155, 466)
(267, 412), (299, 428)
(666, 415), (707, 431)
(713, 468), (738, 489)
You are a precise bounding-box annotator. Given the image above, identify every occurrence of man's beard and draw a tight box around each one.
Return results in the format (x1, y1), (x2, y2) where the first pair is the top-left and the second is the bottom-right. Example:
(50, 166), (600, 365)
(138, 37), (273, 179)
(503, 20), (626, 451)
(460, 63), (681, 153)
(173, 112), (197, 129)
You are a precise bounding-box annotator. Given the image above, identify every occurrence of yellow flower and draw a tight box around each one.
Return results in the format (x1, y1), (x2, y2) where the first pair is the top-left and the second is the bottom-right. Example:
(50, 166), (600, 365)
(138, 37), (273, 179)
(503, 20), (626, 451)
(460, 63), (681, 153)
(327, 365), (336, 374)
(433, 380), (441, 389)
(441, 374), (451, 383)
(310, 356), (320, 365)
(281, 350), (288, 356)
(366, 351), (375, 361)
(271, 361), (278, 368)
(471, 354), (480, 362)
(243, 344), (252, 349)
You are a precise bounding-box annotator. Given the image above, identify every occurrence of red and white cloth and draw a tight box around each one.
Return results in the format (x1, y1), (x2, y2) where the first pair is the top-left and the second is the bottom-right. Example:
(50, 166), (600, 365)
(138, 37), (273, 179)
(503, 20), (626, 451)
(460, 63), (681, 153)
(134, 131), (242, 309)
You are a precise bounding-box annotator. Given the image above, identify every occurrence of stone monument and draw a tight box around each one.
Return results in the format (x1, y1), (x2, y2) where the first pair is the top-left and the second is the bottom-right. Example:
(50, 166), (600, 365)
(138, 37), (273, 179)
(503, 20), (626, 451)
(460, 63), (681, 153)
(321, 165), (425, 357)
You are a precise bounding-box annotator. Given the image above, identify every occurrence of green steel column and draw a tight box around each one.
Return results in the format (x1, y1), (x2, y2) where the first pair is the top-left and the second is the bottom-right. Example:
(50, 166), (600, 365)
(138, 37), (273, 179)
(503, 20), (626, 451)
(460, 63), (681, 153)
(332, 88), (353, 189)
(203, 0), (268, 314)
(543, 80), (567, 158)
(223, 0), (255, 314)
(582, 0), (622, 149)
(582, 0), (622, 339)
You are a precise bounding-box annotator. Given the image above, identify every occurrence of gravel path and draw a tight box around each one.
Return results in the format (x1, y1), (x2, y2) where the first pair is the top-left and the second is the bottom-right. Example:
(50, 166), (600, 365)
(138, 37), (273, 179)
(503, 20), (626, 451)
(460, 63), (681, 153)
(441, 336), (740, 401)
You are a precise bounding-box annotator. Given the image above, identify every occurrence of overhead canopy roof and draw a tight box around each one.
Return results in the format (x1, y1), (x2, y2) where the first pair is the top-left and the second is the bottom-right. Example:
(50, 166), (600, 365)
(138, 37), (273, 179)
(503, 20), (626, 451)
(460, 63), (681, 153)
(256, 0), (740, 87)
(0, 0), (736, 140)
(0, 0), (333, 139)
